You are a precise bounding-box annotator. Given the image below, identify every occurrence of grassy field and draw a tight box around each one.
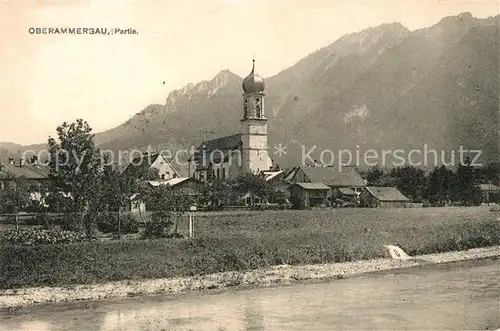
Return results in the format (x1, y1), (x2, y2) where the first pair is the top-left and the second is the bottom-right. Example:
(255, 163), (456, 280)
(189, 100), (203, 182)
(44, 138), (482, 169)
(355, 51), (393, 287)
(179, 206), (500, 254)
(1, 207), (499, 289)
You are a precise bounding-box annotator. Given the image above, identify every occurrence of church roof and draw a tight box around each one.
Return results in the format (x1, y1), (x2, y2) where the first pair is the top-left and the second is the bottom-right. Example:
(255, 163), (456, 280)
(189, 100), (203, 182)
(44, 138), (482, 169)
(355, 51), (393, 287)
(189, 133), (242, 162)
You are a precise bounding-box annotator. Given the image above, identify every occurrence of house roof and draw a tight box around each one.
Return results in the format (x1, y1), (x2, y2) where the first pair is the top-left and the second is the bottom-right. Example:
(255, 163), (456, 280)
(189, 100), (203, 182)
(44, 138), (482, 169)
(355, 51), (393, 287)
(189, 134), (242, 162)
(337, 187), (357, 195)
(284, 166), (298, 182)
(0, 163), (49, 179)
(292, 182), (331, 190)
(301, 166), (366, 187)
(122, 153), (180, 179)
(263, 170), (284, 182)
(479, 183), (500, 192)
(365, 186), (409, 202)
(145, 177), (192, 187)
(122, 153), (160, 177)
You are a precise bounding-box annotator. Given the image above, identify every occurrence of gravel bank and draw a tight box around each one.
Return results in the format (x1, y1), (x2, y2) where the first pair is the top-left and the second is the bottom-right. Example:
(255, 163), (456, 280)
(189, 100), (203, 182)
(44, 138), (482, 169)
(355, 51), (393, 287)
(1, 245), (499, 309)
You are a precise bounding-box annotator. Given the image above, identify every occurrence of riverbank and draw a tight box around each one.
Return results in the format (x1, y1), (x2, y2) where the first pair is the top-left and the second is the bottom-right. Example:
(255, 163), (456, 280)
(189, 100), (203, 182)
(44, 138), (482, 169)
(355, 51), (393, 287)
(2, 245), (499, 310)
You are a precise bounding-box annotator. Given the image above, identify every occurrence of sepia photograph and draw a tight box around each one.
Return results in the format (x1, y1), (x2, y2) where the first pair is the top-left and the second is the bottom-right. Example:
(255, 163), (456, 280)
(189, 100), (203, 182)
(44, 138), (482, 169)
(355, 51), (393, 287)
(0, 0), (499, 330)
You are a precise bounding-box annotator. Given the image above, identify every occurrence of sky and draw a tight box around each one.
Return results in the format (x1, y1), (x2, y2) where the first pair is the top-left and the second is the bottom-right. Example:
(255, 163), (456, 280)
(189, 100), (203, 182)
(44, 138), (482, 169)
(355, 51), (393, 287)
(0, 0), (498, 145)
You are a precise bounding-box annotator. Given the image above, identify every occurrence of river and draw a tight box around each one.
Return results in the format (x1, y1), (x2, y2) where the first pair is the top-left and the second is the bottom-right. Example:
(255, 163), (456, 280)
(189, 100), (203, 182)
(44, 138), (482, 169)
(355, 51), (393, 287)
(1, 257), (499, 330)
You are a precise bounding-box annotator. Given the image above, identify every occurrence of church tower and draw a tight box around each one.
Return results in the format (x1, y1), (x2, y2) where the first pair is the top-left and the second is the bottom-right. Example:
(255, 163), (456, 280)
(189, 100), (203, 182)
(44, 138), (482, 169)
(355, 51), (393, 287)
(240, 59), (272, 174)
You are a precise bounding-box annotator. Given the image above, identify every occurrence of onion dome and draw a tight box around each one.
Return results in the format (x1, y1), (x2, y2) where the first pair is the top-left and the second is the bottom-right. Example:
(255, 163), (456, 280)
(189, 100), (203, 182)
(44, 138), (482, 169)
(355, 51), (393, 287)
(242, 59), (265, 93)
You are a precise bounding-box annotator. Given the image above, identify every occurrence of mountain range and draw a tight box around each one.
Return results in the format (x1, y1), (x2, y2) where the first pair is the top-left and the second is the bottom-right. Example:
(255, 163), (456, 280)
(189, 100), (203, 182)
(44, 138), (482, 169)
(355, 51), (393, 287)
(2, 12), (499, 173)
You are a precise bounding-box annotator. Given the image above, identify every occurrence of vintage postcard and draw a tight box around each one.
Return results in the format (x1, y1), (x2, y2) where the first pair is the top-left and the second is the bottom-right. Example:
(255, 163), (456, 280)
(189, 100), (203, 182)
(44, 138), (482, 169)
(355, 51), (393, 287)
(0, 0), (499, 330)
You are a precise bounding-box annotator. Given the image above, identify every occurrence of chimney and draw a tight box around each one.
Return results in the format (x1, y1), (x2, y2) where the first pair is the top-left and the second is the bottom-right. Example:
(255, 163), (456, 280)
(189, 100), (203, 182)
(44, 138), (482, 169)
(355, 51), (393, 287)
(8, 157), (14, 165)
(19, 157), (25, 167)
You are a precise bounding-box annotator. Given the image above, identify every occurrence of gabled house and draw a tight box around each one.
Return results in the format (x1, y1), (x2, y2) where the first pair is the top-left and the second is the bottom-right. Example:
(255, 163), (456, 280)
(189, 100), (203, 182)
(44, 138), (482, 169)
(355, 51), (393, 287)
(284, 166), (366, 194)
(122, 152), (180, 180)
(0, 157), (49, 190)
(360, 186), (409, 208)
(288, 183), (332, 209)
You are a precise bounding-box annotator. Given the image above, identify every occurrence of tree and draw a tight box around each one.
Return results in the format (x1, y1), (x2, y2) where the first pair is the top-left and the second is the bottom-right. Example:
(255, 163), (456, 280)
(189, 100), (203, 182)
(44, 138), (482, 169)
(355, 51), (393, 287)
(390, 166), (426, 202)
(47, 119), (103, 234)
(268, 188), (288, 204)
(0, 176), (32, 230)
(455, 157), (482, 206)
(233, 172), (268, 205)
(362, 165), (385, 185)
(425, 165), (456, 206)
(146, 168), (161, 180)
(199, 178), (238, 210)
(371, 174), (399, 187)
(474, 162), (500, 186)
(139, 183), (196, 237)
(99, 164), (138, 238)
(26, 180), (53, 228)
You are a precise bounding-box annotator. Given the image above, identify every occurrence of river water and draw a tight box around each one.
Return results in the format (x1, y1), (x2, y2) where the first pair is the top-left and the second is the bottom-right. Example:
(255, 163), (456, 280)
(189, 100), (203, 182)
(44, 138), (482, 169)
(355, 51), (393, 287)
(1, 257), (499, 331)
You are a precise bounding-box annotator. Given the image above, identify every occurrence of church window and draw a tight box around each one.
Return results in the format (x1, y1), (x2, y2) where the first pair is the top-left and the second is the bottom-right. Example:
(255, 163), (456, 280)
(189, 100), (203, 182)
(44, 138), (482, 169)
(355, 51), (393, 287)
(217, 168), (220, 179)
(222, 168), (226, 179)
(256, 105), (261, 117)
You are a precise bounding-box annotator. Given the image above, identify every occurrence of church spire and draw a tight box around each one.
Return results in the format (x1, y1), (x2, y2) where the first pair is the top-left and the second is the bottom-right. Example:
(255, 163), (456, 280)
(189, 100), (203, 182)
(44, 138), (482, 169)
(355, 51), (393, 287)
(242, 57), (265, 94)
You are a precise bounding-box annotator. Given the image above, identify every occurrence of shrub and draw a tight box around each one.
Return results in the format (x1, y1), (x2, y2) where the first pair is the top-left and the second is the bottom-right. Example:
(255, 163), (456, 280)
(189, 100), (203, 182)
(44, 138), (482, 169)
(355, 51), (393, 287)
(96, 212), (139, 235)
(0, 228), (96, 246)
(142, 211), (173, 238)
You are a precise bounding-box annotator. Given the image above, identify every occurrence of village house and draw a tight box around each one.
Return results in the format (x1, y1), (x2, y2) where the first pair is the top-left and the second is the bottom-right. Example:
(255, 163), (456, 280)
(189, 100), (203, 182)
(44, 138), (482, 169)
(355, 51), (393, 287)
(130, 177), (204, 213)
(478, 183), (499, 203)
(263, 169), (289, 194)
(0, 156), (49, 190)
(360, 186), (410, 208)
(121, 152), (180, 180)
(0, 156), (50, 211)
(284, 166), (366, 193)
(188, 60), (281, 182)
(122, 152), (205, 213)
(288, 183), (332, 209)
(332, 187), (359, 203)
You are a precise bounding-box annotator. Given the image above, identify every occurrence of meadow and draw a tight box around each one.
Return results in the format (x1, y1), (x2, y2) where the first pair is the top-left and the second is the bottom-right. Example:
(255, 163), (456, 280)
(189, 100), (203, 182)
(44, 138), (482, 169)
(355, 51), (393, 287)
(179, 207), (500, 254)
(1, 207), (499, 289)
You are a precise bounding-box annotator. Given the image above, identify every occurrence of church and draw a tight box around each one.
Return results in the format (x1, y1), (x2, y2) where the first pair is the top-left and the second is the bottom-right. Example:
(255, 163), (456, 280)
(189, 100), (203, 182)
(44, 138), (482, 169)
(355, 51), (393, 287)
(188, 60), (277, 181)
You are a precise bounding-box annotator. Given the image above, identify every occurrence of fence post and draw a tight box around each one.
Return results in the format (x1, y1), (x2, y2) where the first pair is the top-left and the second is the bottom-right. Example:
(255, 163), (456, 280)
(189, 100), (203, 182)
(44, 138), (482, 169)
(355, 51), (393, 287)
(189, 205), (197, 238)
(188, 213), (193, 238)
